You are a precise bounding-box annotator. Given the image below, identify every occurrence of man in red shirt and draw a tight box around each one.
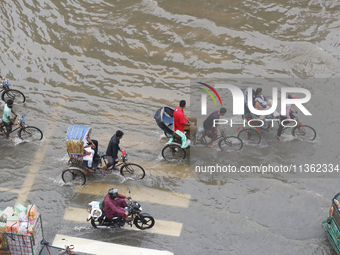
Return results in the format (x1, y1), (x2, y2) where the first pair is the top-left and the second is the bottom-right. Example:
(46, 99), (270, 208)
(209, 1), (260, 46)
(173, 100), (197, 139)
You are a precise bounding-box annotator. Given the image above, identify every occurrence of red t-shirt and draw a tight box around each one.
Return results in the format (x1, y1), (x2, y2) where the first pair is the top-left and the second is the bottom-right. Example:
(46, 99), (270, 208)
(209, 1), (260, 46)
(173, 106), (188, 133)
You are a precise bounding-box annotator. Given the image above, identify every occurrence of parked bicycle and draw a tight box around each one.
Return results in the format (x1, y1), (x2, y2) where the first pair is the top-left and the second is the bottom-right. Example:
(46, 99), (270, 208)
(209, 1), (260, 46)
(0, 115), (43, 141)
(1, 79), (26, 104)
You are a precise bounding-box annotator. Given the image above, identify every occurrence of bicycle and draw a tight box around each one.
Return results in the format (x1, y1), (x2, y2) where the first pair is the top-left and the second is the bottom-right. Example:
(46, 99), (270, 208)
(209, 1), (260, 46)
(161, 129), (243, 162)
(237, 113), (262, 145)
(0, 80), (26, 104)
(62, 150), (145, 186)
(0, 115), (43, 141)
(97, 151), (146, 180)
(281, 115), (316, 141)
(41, 239), (75, 255)
(197, 128), (243, 151)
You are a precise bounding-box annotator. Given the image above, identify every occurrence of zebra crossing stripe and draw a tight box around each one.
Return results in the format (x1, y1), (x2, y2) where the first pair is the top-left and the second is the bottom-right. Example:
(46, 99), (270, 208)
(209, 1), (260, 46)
(52, 234), (174, 255)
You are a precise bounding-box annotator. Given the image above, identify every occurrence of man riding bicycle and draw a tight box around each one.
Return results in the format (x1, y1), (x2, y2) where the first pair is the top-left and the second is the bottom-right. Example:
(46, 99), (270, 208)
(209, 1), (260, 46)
(198, 107), (227, 149)
(0, 99), (18, 142)
(99, 130), (124, 176)
(104, 188), (132, 222)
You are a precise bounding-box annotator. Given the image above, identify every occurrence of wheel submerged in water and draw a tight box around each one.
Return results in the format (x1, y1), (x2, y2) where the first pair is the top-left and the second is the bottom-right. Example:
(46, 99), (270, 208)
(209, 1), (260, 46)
(62, 169), (86, 186)
(162, 144), (186, 162)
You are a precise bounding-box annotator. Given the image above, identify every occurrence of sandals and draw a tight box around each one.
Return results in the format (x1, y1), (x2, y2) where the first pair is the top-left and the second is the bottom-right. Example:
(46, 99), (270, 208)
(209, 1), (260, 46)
(99, 169), (106, 176)
(208, 145), (217, 150)
(4, 138), (13, 142)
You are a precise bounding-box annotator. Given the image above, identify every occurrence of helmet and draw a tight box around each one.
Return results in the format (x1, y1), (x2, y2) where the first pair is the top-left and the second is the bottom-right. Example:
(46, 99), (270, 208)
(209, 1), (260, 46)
(108, 188), (118, 199)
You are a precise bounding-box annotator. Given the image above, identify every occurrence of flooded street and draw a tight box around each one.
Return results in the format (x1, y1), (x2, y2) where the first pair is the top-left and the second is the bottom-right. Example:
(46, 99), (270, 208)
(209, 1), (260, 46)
(1, 0), (340, 254)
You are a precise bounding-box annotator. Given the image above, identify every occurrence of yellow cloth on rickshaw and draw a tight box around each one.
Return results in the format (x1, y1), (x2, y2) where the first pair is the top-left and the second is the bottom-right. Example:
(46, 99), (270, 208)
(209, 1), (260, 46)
(66, 139), (84, 162)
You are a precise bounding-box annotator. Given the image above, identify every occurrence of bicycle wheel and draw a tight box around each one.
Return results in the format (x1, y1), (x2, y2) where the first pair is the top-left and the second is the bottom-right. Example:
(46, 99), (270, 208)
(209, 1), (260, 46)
(1, 89), (26, 103)
(238, 128), (261, 144)
(162, 144), (186, 162)
(218, 136), (243, 151)
(18, 126), (43, 141)
(62, 169), (86, 186)
(292, 125), (316, 141)
(120, 163), (145, 180)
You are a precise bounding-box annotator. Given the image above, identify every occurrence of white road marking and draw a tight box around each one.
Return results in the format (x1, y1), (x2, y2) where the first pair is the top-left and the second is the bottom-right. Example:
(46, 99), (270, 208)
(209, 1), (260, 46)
(74, 183), (191, 208)
(0, 187), (20, 194)
(52, 234), (174, 255)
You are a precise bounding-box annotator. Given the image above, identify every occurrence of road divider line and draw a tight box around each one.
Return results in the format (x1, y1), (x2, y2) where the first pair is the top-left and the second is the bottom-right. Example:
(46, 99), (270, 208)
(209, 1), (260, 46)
(14, 28), (96, 206)
(52, 234), (174, 255)
(0, 187), (21, 194)
(74, 183), (191, 208)
(63, 207), (182, 237)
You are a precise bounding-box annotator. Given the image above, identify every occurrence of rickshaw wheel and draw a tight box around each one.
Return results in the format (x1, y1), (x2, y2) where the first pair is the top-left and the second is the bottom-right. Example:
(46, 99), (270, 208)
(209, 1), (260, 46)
(62, 168), (86, 186)
(162, 144), (186, 162)
(238, 128), (261, 144)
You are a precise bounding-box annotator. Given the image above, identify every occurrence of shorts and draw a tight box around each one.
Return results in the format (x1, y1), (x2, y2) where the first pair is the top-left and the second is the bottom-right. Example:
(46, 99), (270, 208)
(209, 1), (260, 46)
(2, 121), (12, 132)
(205, 129), (217, 140)
(106, 156), (117, 168)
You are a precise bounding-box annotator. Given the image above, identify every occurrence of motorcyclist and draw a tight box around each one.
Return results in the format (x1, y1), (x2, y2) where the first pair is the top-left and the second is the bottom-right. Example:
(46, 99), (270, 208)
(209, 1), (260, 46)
(104, 188), (132, 222)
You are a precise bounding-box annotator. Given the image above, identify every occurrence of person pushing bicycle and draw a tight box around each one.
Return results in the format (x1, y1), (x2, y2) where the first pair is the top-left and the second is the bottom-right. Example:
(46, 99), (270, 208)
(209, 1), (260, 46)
(0, 99), (18, 141)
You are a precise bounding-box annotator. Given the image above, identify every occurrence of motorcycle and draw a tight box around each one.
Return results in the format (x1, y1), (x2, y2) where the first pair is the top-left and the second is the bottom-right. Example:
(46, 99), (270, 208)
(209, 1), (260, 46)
(86, 191), (155, 230)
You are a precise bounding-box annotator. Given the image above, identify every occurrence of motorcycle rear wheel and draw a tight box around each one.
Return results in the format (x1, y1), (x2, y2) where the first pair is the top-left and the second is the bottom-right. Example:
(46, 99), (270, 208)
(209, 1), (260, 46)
(134, 215), (155, 230)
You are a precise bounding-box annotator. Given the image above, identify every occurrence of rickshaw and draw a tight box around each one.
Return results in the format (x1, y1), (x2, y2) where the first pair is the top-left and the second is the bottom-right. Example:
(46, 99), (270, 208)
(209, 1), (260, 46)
(62, 125), (145, 185)
(322, 193), (340, 254)
(237, 88), (316, 144)
(154, 107), (243, 162)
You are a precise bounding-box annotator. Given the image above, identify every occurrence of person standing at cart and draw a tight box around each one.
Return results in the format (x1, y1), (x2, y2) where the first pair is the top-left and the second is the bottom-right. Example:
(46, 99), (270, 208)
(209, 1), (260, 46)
(173, 100), (197, 139)
(0, 99), (18, 142)
(99, 130), (124, 176)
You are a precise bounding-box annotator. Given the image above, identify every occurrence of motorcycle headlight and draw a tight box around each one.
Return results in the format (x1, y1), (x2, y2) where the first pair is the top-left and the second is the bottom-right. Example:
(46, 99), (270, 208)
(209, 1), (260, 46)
(140, 206), (142, 211)
(92, 208), (102, 219)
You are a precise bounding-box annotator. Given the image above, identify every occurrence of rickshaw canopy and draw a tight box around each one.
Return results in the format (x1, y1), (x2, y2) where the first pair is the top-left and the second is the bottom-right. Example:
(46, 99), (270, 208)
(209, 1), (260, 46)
(154, 107), (174, 136)
(66, 125), (91, 141)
